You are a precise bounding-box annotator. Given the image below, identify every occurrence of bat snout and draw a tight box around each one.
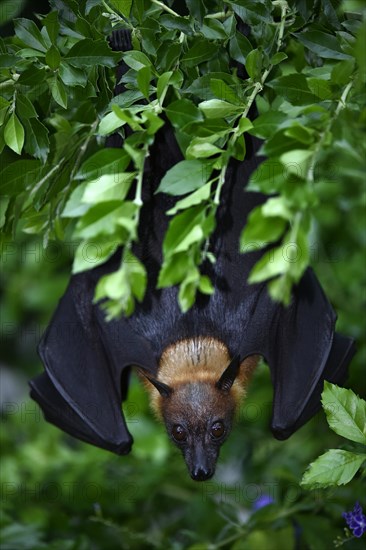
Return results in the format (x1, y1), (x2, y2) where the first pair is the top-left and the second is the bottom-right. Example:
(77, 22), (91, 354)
(190, 466), (214, 482)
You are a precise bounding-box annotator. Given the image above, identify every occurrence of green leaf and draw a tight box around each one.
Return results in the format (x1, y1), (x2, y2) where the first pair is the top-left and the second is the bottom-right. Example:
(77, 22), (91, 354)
(14, 18), (47, 52)
(62, 184), (90, 218)
(98, 111), (125, 135)
(294, 30), (352, 60)
(157, 160), (212, 196)
(210, 79), (241, 104)
(110, 0), (132, 17)
(229, 1), (270, 25)
(158, 252), (194, 288)
(178, 271), (200, 312)
(75, 201), (138, 239)
(42, 10), (60, 44)
(0, 0), (26, 25)
(46, 45), (61, 70)
(65, 39), (122, 67)
(199, 99), (241, 119)
(186, 141), (222, 159)
(163, 205), (206, 257)
(59, 63), (88, 87)
(198, 275), (214, 295)
(268, 74), (319, 106)
(248, 159), (287, 193)
(280, 149), (312, 179)
(240, 207), (287, 250)
(16, 94), (37, 120)
(0, 160), (42, 195)
(82, 173), (136, 203)
(4, 113), (24, 154)
(166, 99), (204, 130)
(229, 32), (252, 64)
(73, 239), (119, 274)
(78, 149), (130, 180)
(245, 48), (262, 80)
(167, 182), (212, 215)
(182, 40), (218, 67)
(301, 449), (366, 489)
(322, 382), (366, 445)
(249, 111), (288, 139)
(137, 65), (151, 99)
(157, 71), (173, 105)
(123, 50), (152, 71)
(23, 118), (50, 162)
(271, 52), (288, 65)
(50, 76), (68, 109)
(0, 196), (10, 229)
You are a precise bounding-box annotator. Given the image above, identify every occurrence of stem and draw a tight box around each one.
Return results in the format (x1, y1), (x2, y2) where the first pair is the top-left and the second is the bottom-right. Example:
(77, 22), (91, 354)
(205, 11), (232, 20)
(30, 159), (65, 196)
(214, 2), (289, 205)
(69, 119), (99, 184)
(151, 0), (180, 17)
(307, 79), (353, 183)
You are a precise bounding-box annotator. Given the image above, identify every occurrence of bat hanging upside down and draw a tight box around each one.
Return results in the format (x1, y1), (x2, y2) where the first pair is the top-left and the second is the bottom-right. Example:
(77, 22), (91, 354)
(29, 29), (355, 481)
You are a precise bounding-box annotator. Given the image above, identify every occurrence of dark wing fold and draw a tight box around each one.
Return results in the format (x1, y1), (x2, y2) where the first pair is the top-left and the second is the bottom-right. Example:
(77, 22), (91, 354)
(29, 275), (156, 454)
(267, 269), (355, 439)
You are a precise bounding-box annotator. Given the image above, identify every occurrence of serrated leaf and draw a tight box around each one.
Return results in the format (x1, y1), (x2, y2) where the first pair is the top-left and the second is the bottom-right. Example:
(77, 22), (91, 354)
(322, 382), (366, 445)
(157, 160), (212, 196)
(65, 39), (122, 67)
(301, 449), (366, 489)
(4, 113), (24, 154)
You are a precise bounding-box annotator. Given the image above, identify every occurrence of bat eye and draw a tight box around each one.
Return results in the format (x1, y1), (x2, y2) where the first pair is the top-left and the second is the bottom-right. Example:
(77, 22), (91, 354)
(172, 424), (187, 442)
(211, 421), (225, 439)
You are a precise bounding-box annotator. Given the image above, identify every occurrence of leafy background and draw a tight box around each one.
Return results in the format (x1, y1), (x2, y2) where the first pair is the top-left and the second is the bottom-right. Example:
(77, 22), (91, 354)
(0, 0), (365, 548)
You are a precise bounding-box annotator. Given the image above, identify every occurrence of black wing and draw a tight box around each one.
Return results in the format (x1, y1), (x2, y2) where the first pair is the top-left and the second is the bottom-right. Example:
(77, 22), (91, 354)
(30, 273), (156, 454)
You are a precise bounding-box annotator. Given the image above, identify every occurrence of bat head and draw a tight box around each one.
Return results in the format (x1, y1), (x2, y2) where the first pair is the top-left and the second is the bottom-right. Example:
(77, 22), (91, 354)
(144, 356), (241, 481)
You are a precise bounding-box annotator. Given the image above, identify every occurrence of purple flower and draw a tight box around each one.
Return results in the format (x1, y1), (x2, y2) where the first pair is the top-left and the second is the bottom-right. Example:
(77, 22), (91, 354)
(342, 502), (366, 538)
(253, 495), (274, 510)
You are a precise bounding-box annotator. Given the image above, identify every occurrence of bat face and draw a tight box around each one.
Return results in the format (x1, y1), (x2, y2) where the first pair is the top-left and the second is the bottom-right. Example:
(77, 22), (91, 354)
(161, 381), (237, 481)
(141, 351), (246, 481)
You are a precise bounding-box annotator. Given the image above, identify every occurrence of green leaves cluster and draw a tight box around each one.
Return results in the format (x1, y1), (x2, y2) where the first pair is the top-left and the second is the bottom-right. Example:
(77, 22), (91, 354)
(0, 0), (365, 315)
(301, 382), (366, 489)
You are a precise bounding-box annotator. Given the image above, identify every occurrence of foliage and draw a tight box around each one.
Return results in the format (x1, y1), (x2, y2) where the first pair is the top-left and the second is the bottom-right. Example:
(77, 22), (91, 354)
(0, 0), (365, 315)
(301, 383), (366, 489)
(0, 1), (365, 549)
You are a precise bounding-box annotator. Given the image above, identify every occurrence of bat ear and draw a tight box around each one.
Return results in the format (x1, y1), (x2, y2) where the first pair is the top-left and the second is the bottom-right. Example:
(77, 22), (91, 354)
(216, 356), (241, 392)
(143, 375), (173, 398)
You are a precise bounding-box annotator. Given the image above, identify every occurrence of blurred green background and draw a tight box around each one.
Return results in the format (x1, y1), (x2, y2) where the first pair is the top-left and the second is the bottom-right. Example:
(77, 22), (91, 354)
(0, 1), (365, 549)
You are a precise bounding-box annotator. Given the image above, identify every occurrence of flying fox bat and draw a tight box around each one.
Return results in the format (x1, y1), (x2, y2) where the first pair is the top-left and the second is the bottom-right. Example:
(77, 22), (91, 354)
(29, 29), (355, 481)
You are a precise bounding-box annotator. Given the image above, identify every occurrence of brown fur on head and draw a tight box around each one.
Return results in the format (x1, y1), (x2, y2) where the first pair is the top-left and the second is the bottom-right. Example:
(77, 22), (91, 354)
(138, 338), (259, 481)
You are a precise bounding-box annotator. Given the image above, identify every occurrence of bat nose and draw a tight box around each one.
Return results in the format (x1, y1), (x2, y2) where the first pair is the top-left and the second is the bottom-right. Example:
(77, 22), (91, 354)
(191, 467), (214, 481)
